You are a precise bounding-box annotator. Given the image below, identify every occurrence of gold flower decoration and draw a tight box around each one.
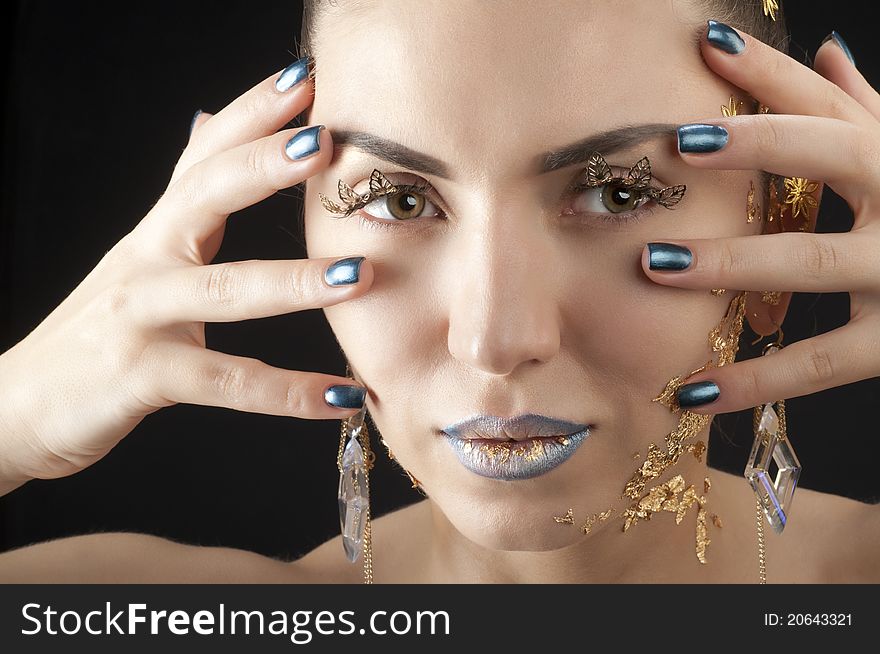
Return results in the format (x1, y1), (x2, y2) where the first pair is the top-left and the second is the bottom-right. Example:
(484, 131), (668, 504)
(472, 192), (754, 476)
(763, 0), (779, 21)
(783, 176), (819, 220)
(721, 96), (743, 117)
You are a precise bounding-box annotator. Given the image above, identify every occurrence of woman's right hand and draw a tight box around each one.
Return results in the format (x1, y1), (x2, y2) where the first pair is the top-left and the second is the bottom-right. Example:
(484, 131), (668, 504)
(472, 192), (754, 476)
(0, 60), (370, 495)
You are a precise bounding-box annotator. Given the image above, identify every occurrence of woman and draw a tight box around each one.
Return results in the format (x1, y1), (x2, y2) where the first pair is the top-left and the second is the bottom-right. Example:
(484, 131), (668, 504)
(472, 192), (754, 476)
(0, 0), (878, 583)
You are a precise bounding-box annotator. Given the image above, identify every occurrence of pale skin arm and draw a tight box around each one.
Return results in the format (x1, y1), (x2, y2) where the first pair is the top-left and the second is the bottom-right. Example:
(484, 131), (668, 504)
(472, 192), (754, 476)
(0, 61), (362, 582)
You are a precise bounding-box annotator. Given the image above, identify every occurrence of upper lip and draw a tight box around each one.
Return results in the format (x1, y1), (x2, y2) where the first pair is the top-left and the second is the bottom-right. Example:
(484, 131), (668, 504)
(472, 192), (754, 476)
(441, 413), (591, 442)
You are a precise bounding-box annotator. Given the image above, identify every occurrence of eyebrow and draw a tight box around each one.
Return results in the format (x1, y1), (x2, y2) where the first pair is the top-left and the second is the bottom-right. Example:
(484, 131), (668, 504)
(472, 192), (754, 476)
(330, 123), (679, 180)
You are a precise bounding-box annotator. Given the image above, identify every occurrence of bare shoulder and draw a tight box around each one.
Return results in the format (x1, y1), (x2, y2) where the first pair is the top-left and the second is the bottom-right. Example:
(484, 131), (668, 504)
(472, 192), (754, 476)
(295, 499), (431, 583)
(801, 486), (880, 582)
(711, 469), (879, 582)
(0, 531), (303, 583)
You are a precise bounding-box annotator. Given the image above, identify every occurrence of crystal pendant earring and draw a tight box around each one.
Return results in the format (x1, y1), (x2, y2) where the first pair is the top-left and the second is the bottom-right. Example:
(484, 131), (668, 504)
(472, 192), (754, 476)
(744, 322), (802, 539)
(336, 363), (374, 584)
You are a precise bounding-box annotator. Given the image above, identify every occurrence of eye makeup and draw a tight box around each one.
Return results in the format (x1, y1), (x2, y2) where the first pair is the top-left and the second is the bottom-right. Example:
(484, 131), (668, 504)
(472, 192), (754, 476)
(569, 151), (686, 209)
(318, 169), (434, 219)
(318, 152), (687, 228)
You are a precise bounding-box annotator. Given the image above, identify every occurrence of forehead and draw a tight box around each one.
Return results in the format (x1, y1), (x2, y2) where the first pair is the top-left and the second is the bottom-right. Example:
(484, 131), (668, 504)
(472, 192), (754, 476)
(310, 0), (723, 179)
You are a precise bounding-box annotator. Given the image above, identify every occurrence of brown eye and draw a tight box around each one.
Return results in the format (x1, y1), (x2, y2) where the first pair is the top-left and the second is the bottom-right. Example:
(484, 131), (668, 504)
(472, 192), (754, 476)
(387, 190), (425, 220)
(601, 182), (643, 214)
(361, 186), (439, 223)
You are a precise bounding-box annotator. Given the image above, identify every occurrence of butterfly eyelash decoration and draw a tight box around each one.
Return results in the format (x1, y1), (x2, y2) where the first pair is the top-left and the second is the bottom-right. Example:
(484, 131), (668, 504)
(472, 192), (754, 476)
(577, 152), (687, 209)
(319, 169), (402, 218)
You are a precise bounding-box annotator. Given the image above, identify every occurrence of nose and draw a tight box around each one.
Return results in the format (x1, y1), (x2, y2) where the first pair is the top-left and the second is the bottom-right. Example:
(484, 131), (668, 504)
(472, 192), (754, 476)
(446, 205), (561, 376)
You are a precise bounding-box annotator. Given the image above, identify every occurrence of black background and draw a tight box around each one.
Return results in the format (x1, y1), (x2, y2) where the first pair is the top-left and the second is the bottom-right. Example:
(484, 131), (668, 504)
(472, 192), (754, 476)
(1, 1), (878, 562)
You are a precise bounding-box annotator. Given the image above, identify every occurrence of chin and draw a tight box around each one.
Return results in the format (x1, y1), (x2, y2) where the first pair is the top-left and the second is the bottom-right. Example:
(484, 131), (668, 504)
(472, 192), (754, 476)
(440, 492), (590, 552)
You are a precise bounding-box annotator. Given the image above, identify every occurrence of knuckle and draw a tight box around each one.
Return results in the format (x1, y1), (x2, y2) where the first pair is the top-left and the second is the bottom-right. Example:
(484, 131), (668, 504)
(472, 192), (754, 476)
(821, 84), (852, 120)
(240, 89), (272, 126)
(203, 264), (240, 309)
(281, 264), (311, 306)
(742, 363), (767, 403)
(713, 241), (740, 278)
(752, 114), (785, 157)
(165, 164), (205, 210)
(801, 342), (835, 386)
(284, 380), (308, 416)
(795, 235), (839, 279)
(245, 139), (269, 183)
(96, 281), (135, 319)
(213, 363), (250, 406)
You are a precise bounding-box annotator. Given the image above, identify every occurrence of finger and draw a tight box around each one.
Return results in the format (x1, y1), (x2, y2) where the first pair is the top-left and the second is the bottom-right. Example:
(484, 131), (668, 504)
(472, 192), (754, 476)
(700, 20), (877, 128)
(674, 114), (877, 205)
(145, 124), (330, 259)
(674, 320), (880, 415)
(148, 343), (368, 419)
(188, 109), (212, 141)
(170, 58), (314, 186)
(140, 255), (373, 325)
(813, 35), (880, 123)
(642, 231), (879, 294)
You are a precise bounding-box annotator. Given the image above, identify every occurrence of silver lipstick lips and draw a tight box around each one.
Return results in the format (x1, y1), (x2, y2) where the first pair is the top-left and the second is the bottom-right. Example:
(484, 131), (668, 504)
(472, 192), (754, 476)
(441, 414), (592, 481)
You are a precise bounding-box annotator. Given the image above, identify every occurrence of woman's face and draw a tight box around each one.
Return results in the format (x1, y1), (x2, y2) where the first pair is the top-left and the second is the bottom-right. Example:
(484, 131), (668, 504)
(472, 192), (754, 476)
(305, 0), (763, 551)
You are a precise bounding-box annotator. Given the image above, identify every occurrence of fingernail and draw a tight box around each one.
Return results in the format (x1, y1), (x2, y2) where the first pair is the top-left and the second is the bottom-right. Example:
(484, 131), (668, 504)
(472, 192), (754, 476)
(188, 109), (203, 138)
(325, 385), (367, 409)
(706, 20), (745, 54)
(275, 56), (310, 92)
(647, 243), (692, 271)
(678, 124), (729, 153)
(821, 30), (856, 67)
(285, 125), (325, 161)
(677, 381), (720, 408)
(324, 256), (365, 286)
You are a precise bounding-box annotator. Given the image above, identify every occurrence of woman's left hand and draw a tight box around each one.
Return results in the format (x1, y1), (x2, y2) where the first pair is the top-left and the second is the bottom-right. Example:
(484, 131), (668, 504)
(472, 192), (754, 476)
(639, 23), (880, 414)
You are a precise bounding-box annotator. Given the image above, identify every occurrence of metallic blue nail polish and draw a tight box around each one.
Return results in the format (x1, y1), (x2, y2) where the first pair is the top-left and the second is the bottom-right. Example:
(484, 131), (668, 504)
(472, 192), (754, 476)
(325, 385), (366, 409)
(647, 243), (692, 271)
(707, 20), (745, 54)
(677, 381), (720, 408)
(189, 109), (203, 138)
(275, 56), (310, 92)
(821, 30), (856, 66)
(677, 124), (729, 153)
(285, 125), (324, 161)
(324, 256), (365, 286)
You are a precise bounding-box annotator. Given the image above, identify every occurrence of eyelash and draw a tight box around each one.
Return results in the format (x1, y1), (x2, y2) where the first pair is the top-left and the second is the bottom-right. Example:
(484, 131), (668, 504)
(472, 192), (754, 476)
(343, 169), (663, 232)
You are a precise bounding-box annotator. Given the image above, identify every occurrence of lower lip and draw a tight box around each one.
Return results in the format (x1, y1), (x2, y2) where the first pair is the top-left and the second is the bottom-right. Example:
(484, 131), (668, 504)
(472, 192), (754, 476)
(443, 428), (591, 481)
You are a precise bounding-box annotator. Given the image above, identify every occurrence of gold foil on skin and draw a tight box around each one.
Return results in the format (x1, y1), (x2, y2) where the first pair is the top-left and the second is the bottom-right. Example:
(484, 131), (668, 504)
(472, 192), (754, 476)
(554, 508), (575, 525)
(617, 292), (746, 563)
(582, 508), (614, 535)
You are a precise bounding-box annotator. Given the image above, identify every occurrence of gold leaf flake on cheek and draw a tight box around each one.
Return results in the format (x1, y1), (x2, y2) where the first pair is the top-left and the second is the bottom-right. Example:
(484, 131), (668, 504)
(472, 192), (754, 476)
(560, 293), (747, 564)
(553, 508), (575, 525)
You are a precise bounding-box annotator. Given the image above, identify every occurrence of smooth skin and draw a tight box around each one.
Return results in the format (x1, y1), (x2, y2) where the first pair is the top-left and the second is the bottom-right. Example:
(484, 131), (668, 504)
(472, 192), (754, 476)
(1, 3), (879, 584)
